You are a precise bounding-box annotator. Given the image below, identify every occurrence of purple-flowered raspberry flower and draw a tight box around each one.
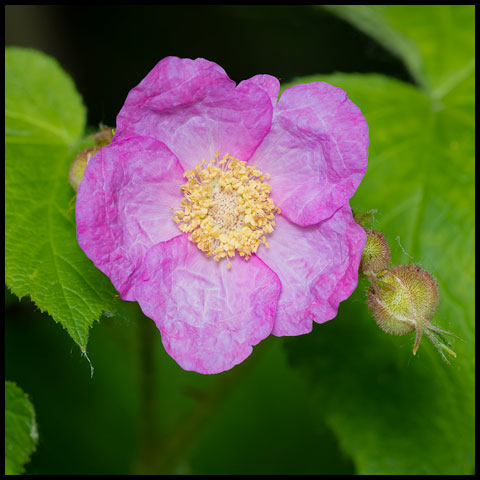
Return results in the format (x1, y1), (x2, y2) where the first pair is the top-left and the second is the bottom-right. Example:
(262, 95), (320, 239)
(76, 57), (368, 374)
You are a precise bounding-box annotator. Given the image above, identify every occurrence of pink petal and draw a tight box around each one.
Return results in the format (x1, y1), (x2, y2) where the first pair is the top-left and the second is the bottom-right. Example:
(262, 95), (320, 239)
(238, 74), (280, 107)
(250, 82), (368, 226)
(134, 235), (282, 374)
(114, 56), (274, 171)
(76, 135), (184, 300)
(256, 206), (366, 336)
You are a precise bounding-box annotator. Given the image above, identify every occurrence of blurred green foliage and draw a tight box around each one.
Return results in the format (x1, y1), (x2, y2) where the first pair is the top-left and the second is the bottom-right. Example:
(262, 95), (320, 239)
(5, 297), (354, 474)
(285, 5), (475, 475)
(5, 5), (474, 475)
(5, 381), (38, 475)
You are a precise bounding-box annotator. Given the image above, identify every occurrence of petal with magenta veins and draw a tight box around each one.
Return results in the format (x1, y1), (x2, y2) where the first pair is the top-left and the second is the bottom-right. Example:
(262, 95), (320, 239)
(115, 56), (274, 170)
(238, 74), (280, 108)
(134, 235), (282, 374)
(250, 82), (368, 226)
(256, 205), (366, 336)
(76, 135), (184, 301)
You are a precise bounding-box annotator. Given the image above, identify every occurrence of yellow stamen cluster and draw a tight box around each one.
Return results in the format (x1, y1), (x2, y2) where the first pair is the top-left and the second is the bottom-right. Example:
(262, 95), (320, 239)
(173, 151), (280, 262)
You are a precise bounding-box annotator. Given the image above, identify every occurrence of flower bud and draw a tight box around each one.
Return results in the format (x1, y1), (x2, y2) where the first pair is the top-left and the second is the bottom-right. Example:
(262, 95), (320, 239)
(69, 147), (99, 191)
(360, 229), (391, 275)
(367, 264), (438, 334)
(353, 209), (377, 227)
(366, 264), (456, 362)
(92, 127), (115, 147)
(68, 127), (114, 191)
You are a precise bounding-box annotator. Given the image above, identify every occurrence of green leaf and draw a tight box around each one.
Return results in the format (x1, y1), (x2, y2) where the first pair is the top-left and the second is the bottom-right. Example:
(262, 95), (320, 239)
(5, 47), (119, 350)
(5, 285), (20, 311)
(5, 381), (38, 475)
(283, 69), (474, 476)
(321, 5), (475, 97)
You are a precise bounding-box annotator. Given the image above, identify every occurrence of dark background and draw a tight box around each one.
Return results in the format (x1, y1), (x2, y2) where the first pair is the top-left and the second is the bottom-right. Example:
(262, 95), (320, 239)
(5, 5), (413, 127)
(5, 5), (418, 475)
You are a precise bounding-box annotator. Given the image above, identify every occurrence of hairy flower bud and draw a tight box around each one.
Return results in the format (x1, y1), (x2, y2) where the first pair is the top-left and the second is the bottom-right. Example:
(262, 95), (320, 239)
(68, 127), (114, 191)
(353, 209), (377, 227)
(92, 127), (114, 147)
(366, 264), (456, 362)
(367, 264), (438, 335)
(360, 229), (391, 275)
(69, 147), (98, 191)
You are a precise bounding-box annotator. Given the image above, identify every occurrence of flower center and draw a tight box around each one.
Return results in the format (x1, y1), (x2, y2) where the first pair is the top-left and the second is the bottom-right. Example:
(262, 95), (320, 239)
(173, 151), (280, 265)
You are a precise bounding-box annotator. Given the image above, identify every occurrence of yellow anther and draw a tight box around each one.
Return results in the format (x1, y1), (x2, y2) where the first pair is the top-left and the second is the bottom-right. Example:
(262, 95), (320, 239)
(173, 151), (279, 263)
(227, 262), (232, 269)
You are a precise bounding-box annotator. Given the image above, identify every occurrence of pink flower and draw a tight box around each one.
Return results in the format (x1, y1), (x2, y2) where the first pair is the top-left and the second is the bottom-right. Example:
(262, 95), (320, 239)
(76, 57), (368, 374)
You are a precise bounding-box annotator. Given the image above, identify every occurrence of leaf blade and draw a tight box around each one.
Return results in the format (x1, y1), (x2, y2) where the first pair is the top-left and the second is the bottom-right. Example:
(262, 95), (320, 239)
(283, 72), (474, 475)
(5, 47), (119, 349)
(5, 381), (38, 475)
(321, 5), (475, 96)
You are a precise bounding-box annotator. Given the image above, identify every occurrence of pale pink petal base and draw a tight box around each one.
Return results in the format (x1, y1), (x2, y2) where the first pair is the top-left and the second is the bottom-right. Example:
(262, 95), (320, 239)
(135, 235), (282, 374)
(250, 82), (368, 226)
(76, 135), (184, 300)
(256, 205), (366, 336)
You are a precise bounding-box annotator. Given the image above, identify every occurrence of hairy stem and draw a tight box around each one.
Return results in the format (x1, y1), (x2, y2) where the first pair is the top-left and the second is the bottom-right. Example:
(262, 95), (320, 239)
(412, 321), (423, 355)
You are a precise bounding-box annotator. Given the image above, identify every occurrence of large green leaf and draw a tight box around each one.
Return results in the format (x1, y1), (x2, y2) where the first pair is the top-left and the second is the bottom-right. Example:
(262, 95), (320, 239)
(283, 9), (475, 474)
(321, 5), (475, 97)
(5, 381), (38, 475)
(5, 48), (119, 350)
